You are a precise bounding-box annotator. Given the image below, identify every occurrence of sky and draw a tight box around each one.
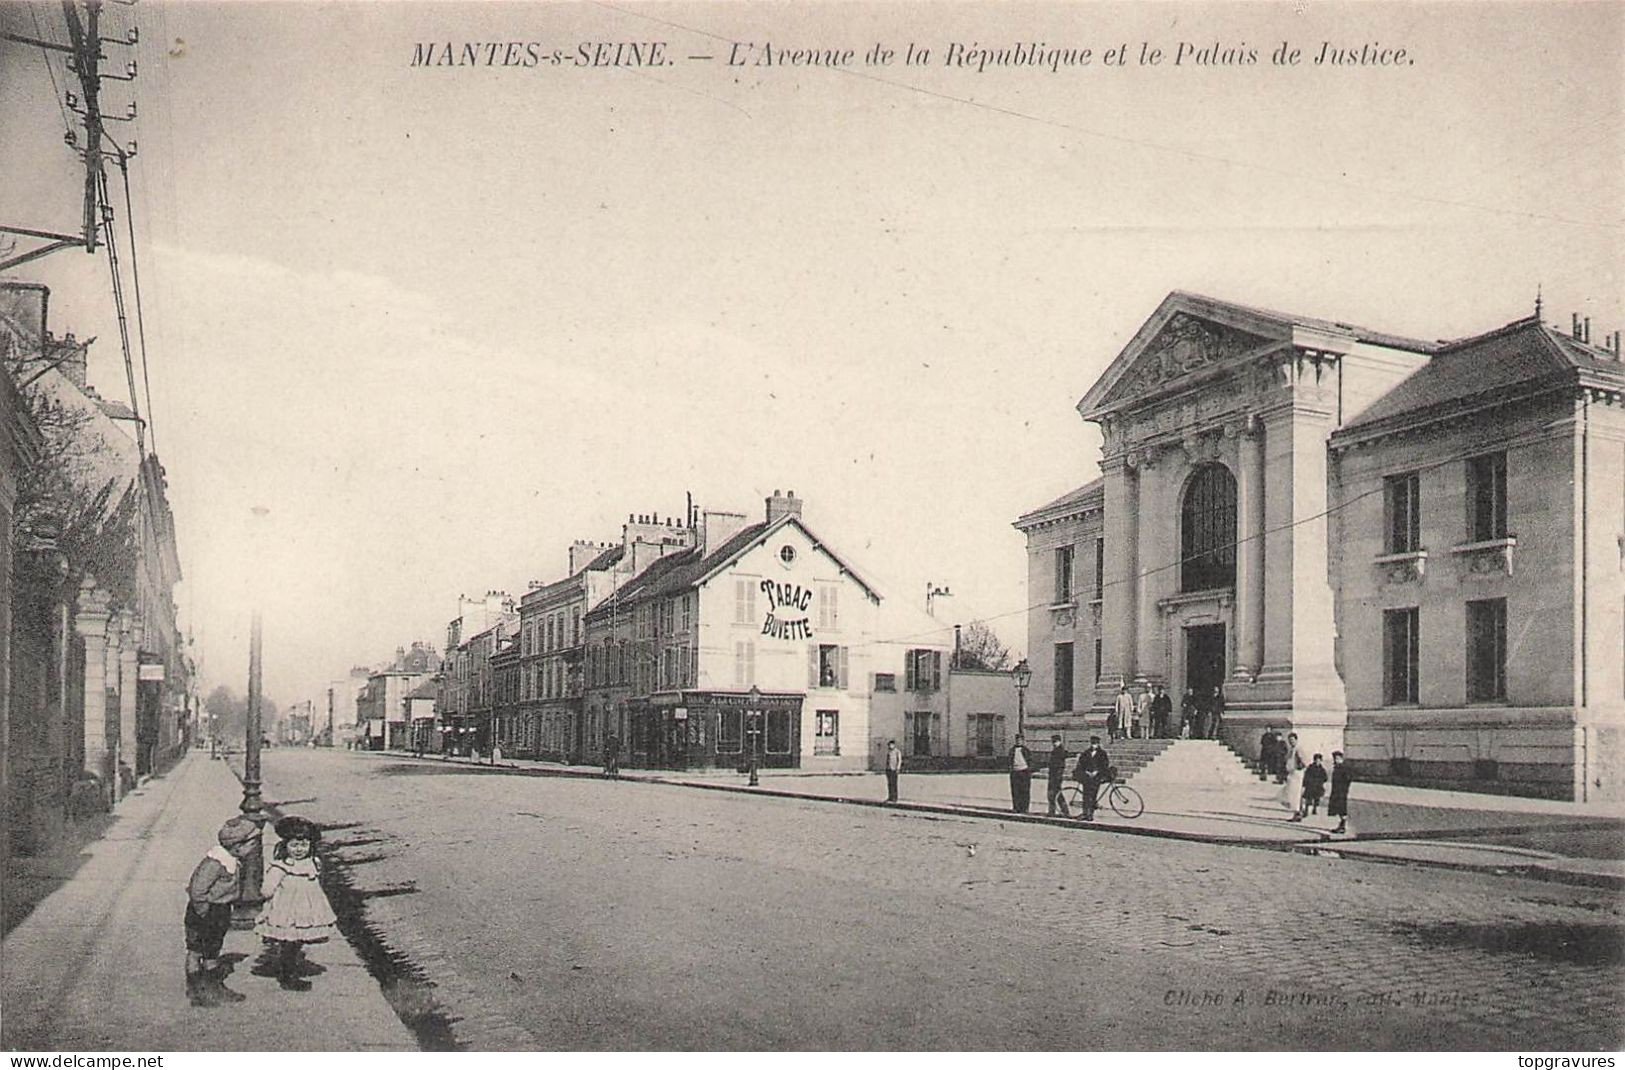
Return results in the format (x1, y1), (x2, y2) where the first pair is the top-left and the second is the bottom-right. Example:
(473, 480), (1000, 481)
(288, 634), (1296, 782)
(2, 1), (1620, 711)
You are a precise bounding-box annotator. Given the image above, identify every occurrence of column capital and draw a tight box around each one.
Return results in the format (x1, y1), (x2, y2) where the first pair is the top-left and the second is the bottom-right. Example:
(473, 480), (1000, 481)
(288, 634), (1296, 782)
(75, 578), (113, 637)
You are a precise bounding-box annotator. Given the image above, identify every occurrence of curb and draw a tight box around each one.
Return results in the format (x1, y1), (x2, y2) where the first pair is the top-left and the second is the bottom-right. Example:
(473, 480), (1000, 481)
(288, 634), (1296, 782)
(352, 750), (1622, 888)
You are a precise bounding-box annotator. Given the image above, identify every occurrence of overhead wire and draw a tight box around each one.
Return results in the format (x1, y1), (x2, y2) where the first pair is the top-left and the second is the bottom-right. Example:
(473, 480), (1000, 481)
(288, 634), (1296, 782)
(28, 4), (75, 141)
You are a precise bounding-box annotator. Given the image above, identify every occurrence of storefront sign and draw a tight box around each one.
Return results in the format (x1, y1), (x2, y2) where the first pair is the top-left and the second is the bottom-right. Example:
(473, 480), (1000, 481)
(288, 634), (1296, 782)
(760, 579), (814, 641)
(138, 663), (165, 681)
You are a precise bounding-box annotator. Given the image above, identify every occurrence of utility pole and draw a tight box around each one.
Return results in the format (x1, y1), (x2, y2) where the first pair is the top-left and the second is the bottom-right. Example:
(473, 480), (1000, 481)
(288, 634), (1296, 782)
(1, 1), (138, 272)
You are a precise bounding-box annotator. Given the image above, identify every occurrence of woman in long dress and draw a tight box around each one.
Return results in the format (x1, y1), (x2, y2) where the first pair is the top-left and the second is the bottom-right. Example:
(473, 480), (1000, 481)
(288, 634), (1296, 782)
(1279, 732), (1307, 820)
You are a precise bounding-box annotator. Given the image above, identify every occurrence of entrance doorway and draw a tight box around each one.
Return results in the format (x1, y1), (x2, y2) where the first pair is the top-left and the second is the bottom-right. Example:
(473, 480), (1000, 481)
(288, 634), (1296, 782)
(1184, 624), (1226, 735)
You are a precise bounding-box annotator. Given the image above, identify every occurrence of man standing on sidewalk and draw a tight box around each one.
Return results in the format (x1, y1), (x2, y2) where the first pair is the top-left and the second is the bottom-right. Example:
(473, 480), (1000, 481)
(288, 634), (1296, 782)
(1045, 734), (1071, 817)
(884, 740), (903, 802)
(1008, 734), (1033, 813)
(1074, 735), (1112, 821)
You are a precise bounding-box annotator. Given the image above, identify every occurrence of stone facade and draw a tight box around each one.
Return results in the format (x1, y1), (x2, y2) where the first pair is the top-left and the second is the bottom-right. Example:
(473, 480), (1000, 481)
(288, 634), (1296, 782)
(1019, 291), (1625, 800)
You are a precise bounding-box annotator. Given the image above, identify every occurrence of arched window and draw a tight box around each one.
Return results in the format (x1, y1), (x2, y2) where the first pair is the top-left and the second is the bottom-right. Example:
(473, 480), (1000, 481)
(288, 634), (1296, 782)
(1181, 463), (1237, 592)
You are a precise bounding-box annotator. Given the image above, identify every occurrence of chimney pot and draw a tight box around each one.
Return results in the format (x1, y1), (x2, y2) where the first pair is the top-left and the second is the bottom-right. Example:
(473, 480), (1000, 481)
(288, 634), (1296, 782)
(1573, 313), (1581, 339)
(1583, 316), (1591, 344)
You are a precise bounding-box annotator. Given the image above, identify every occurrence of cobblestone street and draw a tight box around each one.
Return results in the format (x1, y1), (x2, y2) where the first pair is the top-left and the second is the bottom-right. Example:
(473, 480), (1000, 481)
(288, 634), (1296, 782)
(251, 750), (1622, 1050)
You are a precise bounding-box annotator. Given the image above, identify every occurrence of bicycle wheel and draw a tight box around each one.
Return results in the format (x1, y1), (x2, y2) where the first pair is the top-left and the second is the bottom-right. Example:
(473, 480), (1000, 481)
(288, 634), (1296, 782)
(1107, 783), (1144, 819)
(1055, 784), (1085, 816)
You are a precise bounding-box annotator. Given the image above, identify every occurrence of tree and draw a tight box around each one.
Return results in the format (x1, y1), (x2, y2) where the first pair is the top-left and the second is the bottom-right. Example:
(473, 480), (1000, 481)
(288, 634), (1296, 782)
(956, 620), (1011, 672)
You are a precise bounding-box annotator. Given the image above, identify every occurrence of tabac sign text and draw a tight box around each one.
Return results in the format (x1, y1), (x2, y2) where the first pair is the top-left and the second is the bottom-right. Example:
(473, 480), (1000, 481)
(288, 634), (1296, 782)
(761, 580), (814, 641)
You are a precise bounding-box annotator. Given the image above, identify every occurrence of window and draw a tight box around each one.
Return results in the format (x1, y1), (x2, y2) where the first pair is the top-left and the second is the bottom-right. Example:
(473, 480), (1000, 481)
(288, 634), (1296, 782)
(1467, 452), (1507, 542)
(812, 644), (848, 689)
(904, 649), (942, 692)
(779, 545), (797, 566)
(572, 609), (581, 646)
(1466, 598), (1507, 701)
(1181, 464), (1238, 591)
(765, 709), (792, 753)
(905, 711), (939, 757)
(972, 713), (1000, 757)
(1385, 472), (1421, 554)
(873, 672), (896, 692)
(1383, 607), (1420, 705)
(818, 584), (839, 631)
(1055, 545), (1076, 603)
(679, 594), (692, 634)
(718, 708), (742, 753)
(815, 710), (839, 756)
(1054, 642), (1074, 713)
(735, 578), (757, 624)
(734, 640), (756, 686)
(1094, 637), (1102, 683)
(1094, 538), (1105, 600)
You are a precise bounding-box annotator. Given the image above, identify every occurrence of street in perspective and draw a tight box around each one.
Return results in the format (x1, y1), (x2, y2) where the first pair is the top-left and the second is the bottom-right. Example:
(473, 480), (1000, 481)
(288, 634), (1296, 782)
(3, 0), (1624, 1056)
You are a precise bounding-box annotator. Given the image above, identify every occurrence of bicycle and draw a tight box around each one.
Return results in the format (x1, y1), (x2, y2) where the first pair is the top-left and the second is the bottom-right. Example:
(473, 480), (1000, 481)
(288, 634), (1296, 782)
(1055, 771), (1144, 820)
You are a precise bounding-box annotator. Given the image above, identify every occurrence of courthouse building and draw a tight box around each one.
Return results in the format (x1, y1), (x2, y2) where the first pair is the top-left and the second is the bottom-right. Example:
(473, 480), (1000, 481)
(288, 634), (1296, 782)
(1017, 291), (1624, 800)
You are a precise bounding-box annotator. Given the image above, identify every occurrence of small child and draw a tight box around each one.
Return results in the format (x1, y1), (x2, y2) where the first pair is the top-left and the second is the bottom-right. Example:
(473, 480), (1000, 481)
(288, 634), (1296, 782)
(253, 816), (338, 989)
(185, 816), (260, 1007)
(1302, 753), (1329, 816)
(1329, 750), (1354, 834)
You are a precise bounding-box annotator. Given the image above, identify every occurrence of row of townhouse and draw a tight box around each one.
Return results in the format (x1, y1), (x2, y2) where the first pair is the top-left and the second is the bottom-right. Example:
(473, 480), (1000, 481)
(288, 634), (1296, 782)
(1, 282), (193, 859)
(400, 490), (1023, 770)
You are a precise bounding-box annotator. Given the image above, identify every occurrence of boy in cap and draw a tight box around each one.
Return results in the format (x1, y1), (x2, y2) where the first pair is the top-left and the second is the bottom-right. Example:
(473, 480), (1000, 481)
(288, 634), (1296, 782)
(184, 815), (260, 1006)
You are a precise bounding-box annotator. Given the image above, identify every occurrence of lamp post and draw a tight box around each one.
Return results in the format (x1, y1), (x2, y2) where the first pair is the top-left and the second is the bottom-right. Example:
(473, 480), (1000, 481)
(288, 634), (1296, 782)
(1013, 658), (1032, 739)
(745, 685), (762, 787)
(234, 506), (270, 926)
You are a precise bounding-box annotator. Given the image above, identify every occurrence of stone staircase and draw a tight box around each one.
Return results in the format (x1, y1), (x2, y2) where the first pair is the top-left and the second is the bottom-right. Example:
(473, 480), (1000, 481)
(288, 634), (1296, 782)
(1120, 739), (1267, 790)
(1097, 738), (1177, 780)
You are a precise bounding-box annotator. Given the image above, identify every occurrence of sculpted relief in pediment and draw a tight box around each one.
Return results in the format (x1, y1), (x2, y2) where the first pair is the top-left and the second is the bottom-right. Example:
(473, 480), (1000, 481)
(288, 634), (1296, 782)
(1106, 313), (1272, 406)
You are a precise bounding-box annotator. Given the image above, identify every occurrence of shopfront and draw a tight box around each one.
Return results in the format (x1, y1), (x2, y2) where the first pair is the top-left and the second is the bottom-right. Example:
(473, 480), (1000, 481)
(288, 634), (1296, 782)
(628, 689), (804, 770)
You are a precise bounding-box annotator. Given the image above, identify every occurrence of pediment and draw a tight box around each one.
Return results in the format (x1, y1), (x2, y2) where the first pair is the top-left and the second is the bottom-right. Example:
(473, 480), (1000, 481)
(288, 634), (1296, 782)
(1095, 312), (1274, 411)
(1078, 294), (1300, 419)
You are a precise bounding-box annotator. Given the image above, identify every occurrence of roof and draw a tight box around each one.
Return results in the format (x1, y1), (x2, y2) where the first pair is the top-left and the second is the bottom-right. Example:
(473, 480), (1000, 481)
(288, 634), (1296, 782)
(1166, 290), (1436, 355)
(583, 544), (624, 572)
(1013, 477), (1104, 531)
(404, 679), (439, 700)
(583, 514), (884, 623)
(1335, 317), (1625, 441)
(1079, 291), (1436, 420)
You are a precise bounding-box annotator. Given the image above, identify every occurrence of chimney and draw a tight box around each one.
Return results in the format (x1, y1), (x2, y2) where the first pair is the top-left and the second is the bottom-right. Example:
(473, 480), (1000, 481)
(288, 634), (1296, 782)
(765, 488), (803, 525)
(699, 509), (749, 557)
(1583, 317), (1591, 344)
(54, 333), (89, 390)
(568, 539), (603, 574)
(1573, 313), (1582, 340)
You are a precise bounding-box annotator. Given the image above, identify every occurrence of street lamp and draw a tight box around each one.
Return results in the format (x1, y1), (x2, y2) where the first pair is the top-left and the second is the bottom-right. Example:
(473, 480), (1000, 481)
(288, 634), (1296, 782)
(235, 506), (270, 927)
(1013, 658), (1032, 739)
(745, 685), (762, 787)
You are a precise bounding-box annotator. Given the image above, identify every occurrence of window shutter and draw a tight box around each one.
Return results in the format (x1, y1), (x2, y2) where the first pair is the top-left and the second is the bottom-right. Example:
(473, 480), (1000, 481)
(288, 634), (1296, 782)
(838, 646), (850, 690)
(905, 652), (917, 692)
(930, 713), (943, 754)
(746, 641), (755, 685)
(931, 650), (942, 691)
(808, 646), (819, 688)
(904, 711), (914, 746)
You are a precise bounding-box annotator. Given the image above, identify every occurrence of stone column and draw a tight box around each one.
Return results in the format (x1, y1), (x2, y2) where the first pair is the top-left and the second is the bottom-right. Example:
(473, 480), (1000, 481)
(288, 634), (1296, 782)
(74, 578), (114, 796)
(1258, 388), (1348, 757)
(1233, 415), (1267, 680)
(1095, 454), (1140, 706)
(1134, 449), (1169, 689)
(118, 613), (141, 797)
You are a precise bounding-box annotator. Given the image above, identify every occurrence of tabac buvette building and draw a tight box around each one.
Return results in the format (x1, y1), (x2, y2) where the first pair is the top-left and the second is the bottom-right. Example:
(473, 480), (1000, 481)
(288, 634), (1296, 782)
(1017, 291), (1625, 800)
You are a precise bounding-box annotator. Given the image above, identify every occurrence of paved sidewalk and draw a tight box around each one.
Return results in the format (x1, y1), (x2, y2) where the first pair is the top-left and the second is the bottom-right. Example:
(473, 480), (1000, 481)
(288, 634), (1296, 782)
(1, 752), (413, 1052)
(394, 750), (1624, 886)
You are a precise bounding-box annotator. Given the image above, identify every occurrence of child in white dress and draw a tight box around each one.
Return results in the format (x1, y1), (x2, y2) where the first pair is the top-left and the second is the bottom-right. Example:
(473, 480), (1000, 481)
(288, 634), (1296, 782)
(254, 816), (338, 989)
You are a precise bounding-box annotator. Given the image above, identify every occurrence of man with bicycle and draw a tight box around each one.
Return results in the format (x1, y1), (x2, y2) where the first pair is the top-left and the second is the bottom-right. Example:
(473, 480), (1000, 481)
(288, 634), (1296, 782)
(1073, 735), (1112, 820)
